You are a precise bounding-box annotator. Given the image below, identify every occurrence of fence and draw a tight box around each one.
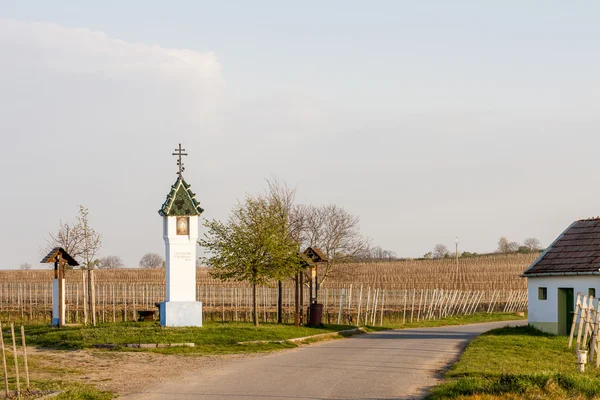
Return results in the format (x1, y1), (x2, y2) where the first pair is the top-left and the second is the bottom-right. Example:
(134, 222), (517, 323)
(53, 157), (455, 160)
(0, 281), (527, 326)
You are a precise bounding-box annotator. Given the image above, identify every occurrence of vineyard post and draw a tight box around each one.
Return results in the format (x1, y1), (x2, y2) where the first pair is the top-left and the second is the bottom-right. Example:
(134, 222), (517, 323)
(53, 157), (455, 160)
(371, 289), (378, 326)
(337, 288), (344, 325)
(365, 287), (371, 325)
(346, 284), (353, 324)
(402, 290), (407, 324)
(356, 285), (363, 326)
(410, 289), (415, 324)
(0, 322), (9, 398)
(379, 290), (385, 326)
(416, 289), (423, 322)
(10, 323), (20, 399)
(487, 290), (496, 313)
(20, 326), (29, 390)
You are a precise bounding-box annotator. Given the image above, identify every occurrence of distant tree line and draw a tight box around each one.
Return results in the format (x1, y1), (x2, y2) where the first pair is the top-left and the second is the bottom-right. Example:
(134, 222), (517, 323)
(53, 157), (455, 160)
(423, 237), (543, 259)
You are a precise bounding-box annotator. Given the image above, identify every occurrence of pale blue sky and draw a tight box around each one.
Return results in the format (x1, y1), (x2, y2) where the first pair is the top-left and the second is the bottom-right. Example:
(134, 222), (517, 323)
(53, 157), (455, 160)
(1, 2), (599, 268)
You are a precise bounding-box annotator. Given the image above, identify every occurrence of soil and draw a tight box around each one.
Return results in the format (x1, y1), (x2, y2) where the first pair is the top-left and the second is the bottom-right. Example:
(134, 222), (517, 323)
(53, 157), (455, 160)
(28, 348), (262, 397)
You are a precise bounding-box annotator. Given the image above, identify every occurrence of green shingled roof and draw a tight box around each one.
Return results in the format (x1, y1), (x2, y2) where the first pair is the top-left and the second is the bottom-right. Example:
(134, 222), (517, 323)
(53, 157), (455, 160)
(158, 177), (204, 217)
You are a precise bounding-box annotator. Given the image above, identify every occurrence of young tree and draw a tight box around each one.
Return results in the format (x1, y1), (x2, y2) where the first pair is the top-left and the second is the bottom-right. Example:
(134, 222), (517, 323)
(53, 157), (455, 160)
(98, 255), (124, 269)
(201, 190), (302, 326)
(433, 244), (449, 259)
(139, 253), (164, 269)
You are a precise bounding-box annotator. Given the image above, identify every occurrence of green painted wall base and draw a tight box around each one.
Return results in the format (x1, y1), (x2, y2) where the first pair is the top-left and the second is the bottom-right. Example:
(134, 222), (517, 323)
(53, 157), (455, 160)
(530, 321), (558, 335)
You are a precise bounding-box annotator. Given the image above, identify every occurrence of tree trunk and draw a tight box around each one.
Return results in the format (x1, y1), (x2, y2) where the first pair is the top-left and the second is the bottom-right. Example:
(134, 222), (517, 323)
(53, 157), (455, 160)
(277, 280), (283, 324)
(253, 282), (258, 327)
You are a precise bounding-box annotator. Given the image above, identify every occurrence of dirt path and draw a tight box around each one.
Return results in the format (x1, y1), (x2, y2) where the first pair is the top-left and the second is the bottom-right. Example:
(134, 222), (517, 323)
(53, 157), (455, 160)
(29, 348), (263, 396)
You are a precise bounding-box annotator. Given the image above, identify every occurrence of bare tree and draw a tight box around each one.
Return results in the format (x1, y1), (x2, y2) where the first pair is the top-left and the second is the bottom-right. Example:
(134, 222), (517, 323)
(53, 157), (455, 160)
(497, 237), (510, 253)
(368, 246), (396, 260)
(523, 237), (542, 251)
(42, 220), (86, 266)
(433, 244), (449, 259)
(41, 206), (102, 268)
(98, 255), (124, 269)
(295, 204), (370, 283)
(19, 263), (31, 270)
(139, 253), (165, 269)
(498, 237), (520, 253)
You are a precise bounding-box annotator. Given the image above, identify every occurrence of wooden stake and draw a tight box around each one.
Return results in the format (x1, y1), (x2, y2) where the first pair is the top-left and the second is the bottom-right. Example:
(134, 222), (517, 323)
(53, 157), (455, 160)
(20, 326), (29, 390)
(356, 285), (363, 326)
(10, 324), (20, 399)
(576, 296), (589, 352)
(569, 292), (582, 348)
(0, 323), (9, 398)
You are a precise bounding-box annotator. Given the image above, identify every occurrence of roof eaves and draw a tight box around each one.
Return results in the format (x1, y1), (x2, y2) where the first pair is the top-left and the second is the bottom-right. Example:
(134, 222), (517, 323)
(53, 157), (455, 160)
(523, 271), (600, 277)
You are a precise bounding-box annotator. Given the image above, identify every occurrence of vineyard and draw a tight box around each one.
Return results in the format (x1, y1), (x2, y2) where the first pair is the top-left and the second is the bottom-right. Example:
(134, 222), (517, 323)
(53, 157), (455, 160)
(0, 253), (535, 325)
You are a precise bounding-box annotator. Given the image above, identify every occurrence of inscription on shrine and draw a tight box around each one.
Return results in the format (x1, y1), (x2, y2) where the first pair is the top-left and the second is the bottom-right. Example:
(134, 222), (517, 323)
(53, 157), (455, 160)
(174, 251), (192, 262)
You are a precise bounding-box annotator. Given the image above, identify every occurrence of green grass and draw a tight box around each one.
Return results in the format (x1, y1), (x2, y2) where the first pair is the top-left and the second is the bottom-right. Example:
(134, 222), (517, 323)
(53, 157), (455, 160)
(24, 321), (353, 355)
(426, 325), (600, 399)
(364, 312), (526, 331)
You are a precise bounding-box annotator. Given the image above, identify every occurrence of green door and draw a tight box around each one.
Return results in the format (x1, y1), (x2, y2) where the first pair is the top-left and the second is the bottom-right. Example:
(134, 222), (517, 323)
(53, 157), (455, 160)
(558, 288), (575, 335)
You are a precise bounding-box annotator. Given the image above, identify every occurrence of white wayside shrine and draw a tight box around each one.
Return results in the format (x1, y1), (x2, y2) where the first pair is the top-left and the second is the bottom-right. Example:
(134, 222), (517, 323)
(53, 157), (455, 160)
(158, 144), (205, 327)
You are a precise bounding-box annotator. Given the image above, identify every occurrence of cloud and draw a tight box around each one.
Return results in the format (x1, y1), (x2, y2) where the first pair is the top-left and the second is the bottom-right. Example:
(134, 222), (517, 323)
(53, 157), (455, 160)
(0, 18), (223, 81)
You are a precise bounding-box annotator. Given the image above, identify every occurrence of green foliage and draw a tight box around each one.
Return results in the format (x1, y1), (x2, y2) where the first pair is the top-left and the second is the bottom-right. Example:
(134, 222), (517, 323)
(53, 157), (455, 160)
(426, 325), (600, 399)
(201, 194), (301, 285)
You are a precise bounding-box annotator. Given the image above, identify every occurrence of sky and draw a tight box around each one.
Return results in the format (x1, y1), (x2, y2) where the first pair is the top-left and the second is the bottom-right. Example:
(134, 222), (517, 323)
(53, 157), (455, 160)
(1, 1), (600, 269)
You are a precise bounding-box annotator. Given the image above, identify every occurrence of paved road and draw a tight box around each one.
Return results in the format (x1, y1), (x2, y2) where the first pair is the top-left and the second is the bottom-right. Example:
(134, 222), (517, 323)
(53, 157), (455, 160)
(124, 320), (525, 400)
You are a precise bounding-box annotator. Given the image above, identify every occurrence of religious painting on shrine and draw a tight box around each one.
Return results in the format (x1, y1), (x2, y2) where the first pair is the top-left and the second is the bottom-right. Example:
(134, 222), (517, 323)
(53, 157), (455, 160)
(176, 216), (189, 235)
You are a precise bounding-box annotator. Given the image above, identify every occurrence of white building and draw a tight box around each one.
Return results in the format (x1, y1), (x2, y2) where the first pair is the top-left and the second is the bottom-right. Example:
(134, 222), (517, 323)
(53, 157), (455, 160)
(522, 218), (600, 335)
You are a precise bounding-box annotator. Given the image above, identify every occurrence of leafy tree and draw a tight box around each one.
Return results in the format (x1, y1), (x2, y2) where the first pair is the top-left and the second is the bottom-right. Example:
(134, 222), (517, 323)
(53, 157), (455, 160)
(201, 189), (302, 326)
(433, 244), (449, 259)
(19, 263), (31, 270)
(423, 251), (433, 259)
(139, 253), (164, 269)
(98, 255), (124, 269)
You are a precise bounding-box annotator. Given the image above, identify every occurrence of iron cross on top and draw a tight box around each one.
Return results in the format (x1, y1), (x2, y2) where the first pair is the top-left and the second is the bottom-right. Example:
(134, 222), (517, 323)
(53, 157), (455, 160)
(172, 143), (188, 178)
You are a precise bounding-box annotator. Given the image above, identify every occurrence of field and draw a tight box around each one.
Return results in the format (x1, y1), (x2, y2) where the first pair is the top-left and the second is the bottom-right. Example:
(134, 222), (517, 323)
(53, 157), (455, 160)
(0, 253), (535, 325)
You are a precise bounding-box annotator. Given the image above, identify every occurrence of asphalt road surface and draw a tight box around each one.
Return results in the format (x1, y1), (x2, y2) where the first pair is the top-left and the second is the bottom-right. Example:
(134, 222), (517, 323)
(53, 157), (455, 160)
(124, 320), (525, 400)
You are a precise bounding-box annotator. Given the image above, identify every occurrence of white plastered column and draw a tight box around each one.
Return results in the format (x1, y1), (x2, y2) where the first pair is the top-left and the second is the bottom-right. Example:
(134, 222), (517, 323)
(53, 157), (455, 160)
(51, 279), (65, 326)
(160, 215), (203, 326)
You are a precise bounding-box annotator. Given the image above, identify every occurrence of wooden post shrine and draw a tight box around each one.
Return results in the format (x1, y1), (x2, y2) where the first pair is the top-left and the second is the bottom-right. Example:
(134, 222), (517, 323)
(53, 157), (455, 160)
(41, 247), (79, 327)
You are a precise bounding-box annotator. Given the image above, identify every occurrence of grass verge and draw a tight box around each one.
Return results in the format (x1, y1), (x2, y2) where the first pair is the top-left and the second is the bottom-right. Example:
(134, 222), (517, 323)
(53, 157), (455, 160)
(426, 325), (600, 399)
(364, 312), (526, 332)
(24, 321), (353, 355)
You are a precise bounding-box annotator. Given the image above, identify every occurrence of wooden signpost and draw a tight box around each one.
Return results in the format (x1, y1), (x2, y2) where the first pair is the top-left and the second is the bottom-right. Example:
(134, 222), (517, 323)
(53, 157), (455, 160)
(40, 247), (79, 327)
